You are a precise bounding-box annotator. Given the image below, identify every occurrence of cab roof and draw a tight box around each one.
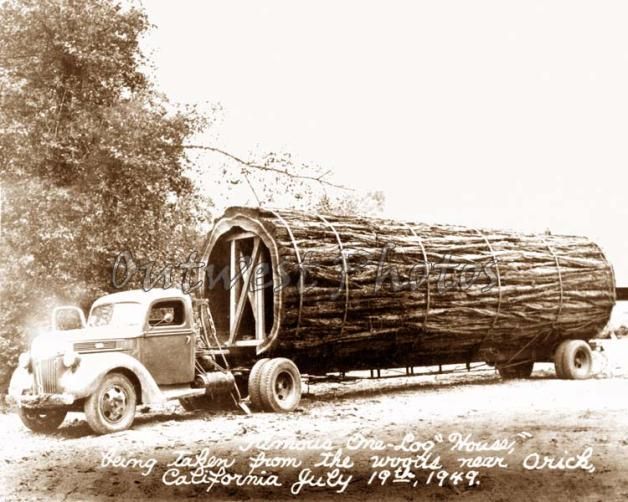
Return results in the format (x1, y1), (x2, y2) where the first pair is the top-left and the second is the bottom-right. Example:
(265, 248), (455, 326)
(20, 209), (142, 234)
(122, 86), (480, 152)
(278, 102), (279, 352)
(91, 288), (190, 308)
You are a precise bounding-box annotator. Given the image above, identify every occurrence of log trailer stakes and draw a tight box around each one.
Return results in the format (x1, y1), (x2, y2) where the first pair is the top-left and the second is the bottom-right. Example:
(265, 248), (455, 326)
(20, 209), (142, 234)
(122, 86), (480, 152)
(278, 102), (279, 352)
(8, 207), (616, 434)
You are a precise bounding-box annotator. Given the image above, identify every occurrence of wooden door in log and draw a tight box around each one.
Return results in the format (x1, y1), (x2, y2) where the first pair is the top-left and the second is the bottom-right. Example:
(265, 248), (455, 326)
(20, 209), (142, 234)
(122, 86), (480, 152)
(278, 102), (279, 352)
(227, 232), (266, 345)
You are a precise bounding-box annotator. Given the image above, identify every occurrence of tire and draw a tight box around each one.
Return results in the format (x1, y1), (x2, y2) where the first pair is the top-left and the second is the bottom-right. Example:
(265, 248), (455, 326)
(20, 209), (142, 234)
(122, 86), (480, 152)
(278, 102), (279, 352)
(17, 407), (67, 433)
(258, 358), (302, 412)
(497, 361), (534, 379)
(84, 372), (137, 434)
(554, 340), (570, 378)
(247, 358), (270, 411)
(558, 340), (593, 380)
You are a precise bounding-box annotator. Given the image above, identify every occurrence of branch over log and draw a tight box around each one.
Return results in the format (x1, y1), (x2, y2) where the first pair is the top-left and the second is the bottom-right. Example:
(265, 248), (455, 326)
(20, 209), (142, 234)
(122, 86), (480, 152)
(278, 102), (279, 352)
(182, 144), (352, 190)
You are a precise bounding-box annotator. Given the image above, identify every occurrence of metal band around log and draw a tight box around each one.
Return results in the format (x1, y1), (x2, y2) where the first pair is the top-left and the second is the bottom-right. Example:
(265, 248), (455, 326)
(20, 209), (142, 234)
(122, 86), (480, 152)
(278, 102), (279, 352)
(401, 222), (430, 331)
(474, 229), (502, 330)
(591, 241), (617, 302)
(270, 210), (304, 337)
(316, 214), (350, 337)
(542, 236), (564, 329)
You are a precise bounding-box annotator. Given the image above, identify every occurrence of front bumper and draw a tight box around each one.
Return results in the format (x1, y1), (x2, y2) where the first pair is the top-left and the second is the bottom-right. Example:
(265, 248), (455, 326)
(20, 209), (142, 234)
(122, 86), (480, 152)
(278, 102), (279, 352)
(6, 392), (75, 409)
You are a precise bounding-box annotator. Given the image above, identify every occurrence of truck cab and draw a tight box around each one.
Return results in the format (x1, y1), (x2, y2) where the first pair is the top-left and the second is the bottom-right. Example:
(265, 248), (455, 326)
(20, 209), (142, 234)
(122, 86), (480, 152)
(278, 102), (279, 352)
(8, 288), (216, 434)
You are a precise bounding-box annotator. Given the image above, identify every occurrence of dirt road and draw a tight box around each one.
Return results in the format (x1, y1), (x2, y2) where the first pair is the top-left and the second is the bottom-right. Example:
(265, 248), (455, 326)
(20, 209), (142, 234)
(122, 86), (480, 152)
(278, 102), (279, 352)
(1, 356), (627, 501)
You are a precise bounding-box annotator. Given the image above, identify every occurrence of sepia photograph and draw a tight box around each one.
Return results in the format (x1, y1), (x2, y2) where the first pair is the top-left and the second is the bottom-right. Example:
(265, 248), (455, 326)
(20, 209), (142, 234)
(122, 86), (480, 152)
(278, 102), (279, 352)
(1, 1), (627, 500)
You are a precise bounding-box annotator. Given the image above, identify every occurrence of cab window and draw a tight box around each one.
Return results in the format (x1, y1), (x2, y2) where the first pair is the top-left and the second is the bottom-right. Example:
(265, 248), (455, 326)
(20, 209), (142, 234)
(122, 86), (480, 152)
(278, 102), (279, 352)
(148, 300), (185, 327)
(88, 302), (144, 327)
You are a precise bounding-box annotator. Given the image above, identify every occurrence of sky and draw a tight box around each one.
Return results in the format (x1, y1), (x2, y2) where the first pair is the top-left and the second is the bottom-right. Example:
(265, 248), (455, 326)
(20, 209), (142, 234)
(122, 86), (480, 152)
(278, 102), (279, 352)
(141, 1), (628, 284)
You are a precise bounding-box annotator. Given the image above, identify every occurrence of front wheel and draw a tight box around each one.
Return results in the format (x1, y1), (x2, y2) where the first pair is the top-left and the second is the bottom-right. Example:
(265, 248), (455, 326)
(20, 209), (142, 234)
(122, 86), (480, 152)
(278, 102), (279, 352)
(18, 407), (67, 433)
(84, 373), (137, 434)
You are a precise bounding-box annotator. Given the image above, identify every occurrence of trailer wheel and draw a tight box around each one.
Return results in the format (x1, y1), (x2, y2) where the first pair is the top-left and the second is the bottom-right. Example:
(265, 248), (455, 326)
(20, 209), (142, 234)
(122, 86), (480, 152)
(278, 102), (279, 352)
(84, 372), (137, 434)
(556, 340), (593, 380)
(248, 358), (270, 411)
(497, 361), (534, 379)
(553, 341), (570, 378)
(18, 407), (67, 433)
(258, 358), (301, 412)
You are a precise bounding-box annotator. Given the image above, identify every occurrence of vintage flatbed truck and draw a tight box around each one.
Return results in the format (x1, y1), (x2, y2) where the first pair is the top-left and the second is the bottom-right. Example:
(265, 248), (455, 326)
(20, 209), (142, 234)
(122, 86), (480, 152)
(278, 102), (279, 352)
(8, 207), (616, 434)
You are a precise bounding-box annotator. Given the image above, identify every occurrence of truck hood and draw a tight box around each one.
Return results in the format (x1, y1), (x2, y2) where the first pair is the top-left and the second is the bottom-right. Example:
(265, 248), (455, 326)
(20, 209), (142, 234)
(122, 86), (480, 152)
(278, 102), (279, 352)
(30, 325), (141, 359)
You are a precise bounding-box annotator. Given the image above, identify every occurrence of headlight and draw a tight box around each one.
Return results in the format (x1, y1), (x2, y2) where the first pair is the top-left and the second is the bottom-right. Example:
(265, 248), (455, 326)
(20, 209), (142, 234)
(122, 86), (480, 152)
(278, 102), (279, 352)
(63, 350), (80, 369)
(18, 352), (31, 370)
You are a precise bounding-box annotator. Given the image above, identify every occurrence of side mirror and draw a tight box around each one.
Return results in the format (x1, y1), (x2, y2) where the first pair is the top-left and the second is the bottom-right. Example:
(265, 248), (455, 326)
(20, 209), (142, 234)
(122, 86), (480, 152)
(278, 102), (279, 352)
(52, 306), (86, 331)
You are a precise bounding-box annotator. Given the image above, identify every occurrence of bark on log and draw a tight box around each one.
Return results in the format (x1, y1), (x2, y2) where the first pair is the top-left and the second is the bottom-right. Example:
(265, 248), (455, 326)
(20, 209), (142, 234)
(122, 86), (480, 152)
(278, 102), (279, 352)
(199, 207), (615, 371)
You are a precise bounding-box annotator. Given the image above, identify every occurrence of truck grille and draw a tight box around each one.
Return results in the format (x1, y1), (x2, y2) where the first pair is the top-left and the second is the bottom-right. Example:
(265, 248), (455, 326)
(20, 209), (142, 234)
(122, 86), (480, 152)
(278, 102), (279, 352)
(34, 357), (60, 394)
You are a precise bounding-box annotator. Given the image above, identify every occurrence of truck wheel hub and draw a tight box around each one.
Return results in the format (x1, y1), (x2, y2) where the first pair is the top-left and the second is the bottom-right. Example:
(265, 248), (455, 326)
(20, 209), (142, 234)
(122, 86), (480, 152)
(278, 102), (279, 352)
(102, 386), (127, 423)
(574, 349), (587, 368)
(275, 373), (293, 401)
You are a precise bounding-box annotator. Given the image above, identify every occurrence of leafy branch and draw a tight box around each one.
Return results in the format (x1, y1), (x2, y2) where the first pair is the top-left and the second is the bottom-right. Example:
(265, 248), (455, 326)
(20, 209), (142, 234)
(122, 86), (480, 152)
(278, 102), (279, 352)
(181, 144), (352, 191)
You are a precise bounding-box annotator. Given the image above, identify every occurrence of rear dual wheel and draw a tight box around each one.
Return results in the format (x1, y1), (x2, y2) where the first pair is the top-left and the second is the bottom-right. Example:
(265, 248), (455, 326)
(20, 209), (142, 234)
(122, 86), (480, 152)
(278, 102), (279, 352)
(248, 358), (301, 412)
(247, 358), (270, 410)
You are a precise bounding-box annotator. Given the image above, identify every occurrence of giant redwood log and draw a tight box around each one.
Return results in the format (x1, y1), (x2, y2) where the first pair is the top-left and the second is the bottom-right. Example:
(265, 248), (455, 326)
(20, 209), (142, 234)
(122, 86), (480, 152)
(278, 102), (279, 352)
(199, 207), (615, 373)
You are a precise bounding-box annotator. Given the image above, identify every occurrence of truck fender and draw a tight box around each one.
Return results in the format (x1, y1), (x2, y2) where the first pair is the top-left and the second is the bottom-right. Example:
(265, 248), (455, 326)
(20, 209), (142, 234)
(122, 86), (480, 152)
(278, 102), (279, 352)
(8, 366), (34, 400)
(61, 352), (165, 405)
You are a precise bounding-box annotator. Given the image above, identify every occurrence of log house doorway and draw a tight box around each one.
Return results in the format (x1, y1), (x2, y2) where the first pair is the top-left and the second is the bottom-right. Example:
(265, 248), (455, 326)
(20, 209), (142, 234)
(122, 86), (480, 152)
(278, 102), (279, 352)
(204, 228), (274, 347)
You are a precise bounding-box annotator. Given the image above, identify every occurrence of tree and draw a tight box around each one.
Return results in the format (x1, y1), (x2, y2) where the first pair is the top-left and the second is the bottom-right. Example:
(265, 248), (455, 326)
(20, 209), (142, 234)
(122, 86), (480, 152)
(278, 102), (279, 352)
(0, 0), (208, 389)
(0, 0), (377, 392)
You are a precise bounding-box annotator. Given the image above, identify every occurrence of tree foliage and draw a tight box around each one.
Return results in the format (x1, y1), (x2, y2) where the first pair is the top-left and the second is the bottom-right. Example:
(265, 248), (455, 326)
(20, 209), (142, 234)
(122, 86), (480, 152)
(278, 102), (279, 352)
(0, 0), (208, 390)
(0, 0), (381, 393)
